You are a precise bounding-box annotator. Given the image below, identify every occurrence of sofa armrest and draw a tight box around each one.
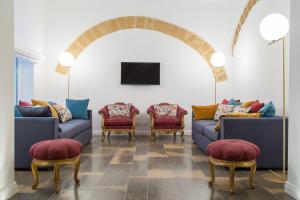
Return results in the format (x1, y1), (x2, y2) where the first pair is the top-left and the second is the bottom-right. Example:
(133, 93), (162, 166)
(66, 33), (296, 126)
(15, 117), (59, 168)
(88, 110), (92, 120)
(220, 117), (288, 168)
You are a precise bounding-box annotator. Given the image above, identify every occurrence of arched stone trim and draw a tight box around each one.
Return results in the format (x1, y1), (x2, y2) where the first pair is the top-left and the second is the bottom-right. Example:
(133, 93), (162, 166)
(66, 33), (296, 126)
(232, 0), (259, 56)
(55, 16), (227, 82)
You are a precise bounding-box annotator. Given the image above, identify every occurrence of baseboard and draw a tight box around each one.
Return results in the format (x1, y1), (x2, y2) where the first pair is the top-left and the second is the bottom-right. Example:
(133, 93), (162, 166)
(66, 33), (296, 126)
(92, 129), (192, 135)
(285, 181), (300, 200)
(0, 181), (17, 200)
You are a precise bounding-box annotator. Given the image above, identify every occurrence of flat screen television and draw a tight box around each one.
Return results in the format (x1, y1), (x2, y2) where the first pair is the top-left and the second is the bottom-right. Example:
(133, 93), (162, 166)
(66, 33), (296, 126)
(121, 62), (160, 85)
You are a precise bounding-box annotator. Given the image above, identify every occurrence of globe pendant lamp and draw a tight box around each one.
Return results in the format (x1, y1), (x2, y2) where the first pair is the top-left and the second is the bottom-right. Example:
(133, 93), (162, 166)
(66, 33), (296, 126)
(260, 13), (289, 183)
(210, 52), (226, 104)
(59, 52), (75, 98)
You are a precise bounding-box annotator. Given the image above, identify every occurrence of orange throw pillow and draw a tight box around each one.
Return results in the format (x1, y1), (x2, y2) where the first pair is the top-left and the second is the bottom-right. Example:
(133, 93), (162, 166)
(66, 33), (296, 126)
(192, 104), (218, 120)
(241, 101), (256, 108)
(215, 113), (261, 131)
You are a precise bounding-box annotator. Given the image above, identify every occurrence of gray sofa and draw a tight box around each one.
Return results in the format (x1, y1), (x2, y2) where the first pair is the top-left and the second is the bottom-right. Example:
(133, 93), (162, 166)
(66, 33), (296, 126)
(15, 110), (93, 169)
(192, 116), (288, 169)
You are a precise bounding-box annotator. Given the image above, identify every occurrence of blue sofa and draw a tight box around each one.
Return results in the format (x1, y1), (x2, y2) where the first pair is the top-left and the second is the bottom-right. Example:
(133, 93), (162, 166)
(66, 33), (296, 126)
(192, 116), (288, 169)
(15, 110), (93, 169)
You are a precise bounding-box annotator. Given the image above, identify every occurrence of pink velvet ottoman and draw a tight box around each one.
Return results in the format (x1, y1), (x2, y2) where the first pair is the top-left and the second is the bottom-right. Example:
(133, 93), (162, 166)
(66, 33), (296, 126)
(207, 139), (260, 193)
(29, 139), (82, 193)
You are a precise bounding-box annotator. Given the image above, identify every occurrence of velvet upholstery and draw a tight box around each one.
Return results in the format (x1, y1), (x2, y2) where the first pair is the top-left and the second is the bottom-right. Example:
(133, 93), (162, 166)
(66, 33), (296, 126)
(207, 139), (260, 162)
(147, 103), (187, 129)
(29, 139), (82, 160)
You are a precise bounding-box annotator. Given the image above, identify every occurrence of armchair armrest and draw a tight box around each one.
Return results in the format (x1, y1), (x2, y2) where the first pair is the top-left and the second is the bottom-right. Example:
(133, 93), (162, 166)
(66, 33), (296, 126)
(147, 106), (155, 117)
(98, 106), (109, 118)
(131, 106), (139, 115)
(177, 107), (188, 118)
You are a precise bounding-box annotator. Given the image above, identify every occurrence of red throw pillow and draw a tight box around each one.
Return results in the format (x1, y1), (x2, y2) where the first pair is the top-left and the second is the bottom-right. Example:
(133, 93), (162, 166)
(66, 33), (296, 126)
(250, 101), (264, 113)
(19, 100), (33, 106)
(221, 99), (229, 104)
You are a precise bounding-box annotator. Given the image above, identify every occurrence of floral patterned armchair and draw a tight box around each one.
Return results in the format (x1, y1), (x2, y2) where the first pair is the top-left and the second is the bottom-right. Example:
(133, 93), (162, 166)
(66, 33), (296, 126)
(147, 103), (187, 141)
(98, 102), (139, 141)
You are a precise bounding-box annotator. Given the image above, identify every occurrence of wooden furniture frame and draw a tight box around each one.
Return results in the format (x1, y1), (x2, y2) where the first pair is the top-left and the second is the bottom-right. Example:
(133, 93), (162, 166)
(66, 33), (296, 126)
(100, 113), (137, 141)
(208, 156), (257, 193)
(31, 156), (80, 193)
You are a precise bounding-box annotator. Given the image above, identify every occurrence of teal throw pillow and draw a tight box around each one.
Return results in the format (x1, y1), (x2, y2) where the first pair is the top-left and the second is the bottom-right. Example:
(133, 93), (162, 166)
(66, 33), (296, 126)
(15, 106), (22, 117)
(228, 98), (242, 106)
(66, 99), (89, 119)
(259, 101), (276, 117)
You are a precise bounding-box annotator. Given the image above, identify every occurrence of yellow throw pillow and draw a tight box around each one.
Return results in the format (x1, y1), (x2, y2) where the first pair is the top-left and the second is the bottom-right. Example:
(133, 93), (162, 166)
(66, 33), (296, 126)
(241, 101), (256, 108)
(215, 113), (261, 131)
(192, 104), (218, 120)
(31, 99), (58, 118)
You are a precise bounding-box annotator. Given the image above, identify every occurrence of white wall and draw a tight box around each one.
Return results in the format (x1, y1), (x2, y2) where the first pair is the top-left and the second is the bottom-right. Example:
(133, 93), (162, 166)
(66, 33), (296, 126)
(14, 0), (44, 57)
(233, 0), (290, 115)
(34, 0), (248, 132)
(286, 0), (300, 199)
(0, 0), (17, 199)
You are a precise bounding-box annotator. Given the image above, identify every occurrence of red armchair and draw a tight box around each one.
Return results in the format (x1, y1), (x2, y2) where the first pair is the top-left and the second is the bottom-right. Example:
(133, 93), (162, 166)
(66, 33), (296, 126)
(147, 103), (187, 141)
(99, 102), (139, 141)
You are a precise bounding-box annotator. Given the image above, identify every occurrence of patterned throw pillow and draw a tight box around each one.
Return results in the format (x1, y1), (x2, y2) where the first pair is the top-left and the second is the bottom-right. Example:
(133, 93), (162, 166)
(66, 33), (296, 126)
(108, 104), (132, 117)
(214, 104), (236, 121)
(154, 104), (178, 117)
(233, 106), (251, 113)
(52, 104), (72, 123)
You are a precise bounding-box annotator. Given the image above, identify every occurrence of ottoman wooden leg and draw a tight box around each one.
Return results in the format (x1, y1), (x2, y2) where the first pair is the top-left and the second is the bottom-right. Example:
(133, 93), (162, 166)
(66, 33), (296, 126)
(249, 163), (257, 189)
(74, 158), (80, 185)
(54, 164), (61, 193)
(31, 161), (39, 190)
(229, 164), (235, 193)
(208, 160), (215, 186)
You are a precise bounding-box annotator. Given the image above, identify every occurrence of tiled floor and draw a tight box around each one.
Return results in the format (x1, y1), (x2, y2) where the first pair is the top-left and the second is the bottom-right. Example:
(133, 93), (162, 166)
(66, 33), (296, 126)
(11, 135), (294, 200)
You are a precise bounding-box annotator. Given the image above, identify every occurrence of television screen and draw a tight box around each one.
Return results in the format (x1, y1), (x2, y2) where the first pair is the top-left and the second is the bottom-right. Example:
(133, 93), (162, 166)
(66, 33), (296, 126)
(121, 62), (160, 85)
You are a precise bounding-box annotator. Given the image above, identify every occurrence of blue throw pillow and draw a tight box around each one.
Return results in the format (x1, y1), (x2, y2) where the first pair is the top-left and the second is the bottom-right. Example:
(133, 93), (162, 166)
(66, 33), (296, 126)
(66, 99), (89, 119)
(228, 98), (242, 106)
(15, 106), (22, 117)
(259, 101), (276, 117)
(16, 106), (52, 117)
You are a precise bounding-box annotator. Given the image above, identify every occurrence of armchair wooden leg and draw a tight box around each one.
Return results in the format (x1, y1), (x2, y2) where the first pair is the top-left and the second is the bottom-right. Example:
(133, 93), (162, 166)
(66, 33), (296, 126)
(31, 161), (39, 190)
(74, 158), (80, 185)
(132, 131), (136, 141)
(249, 163), (256, 189)
(107, 132), (111, 140)
(54, 164), (61, 193)
(128, 132), (132, 140)
(101, 130), (106, 142)
(229, 164), (235, 194)
(180, 130), (184, 141)
(208, 159), (215, 186)
(151, 130), (156, 141)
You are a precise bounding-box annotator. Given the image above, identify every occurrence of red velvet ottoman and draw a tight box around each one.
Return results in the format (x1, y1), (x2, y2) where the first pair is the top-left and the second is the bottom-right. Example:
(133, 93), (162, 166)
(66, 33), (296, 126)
(207, 139), (260, 193)
(29, 139), (82, 193)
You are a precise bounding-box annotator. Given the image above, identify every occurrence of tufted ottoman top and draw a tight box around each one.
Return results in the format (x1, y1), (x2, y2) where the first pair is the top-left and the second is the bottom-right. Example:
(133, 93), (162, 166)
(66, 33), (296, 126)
(29, 139), (82, 161)
(207, 139), (260, 162)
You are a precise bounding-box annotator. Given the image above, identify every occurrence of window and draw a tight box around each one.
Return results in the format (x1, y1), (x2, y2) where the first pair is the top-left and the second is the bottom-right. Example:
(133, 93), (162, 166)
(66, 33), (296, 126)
(15, 56), (34, 104)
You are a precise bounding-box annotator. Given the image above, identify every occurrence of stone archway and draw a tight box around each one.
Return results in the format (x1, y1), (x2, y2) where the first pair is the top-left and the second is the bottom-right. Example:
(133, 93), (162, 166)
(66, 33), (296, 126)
(55, 16), (227, 82)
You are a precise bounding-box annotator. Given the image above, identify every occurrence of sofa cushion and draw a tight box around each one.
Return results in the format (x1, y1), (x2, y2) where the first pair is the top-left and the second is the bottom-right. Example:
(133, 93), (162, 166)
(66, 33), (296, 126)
(154, 116), (181, 126)
(202, 125), (219, 141)
(104, 116), (133, 126)
(58, 119), (91, 138)
(192, 120), (217, 133)
(16, 106), (52, 117)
